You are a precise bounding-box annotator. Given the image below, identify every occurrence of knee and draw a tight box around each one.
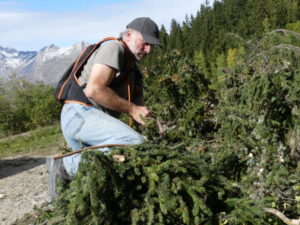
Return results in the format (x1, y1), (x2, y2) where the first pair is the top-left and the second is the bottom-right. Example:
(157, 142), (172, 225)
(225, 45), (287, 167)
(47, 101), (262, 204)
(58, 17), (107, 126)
(116, 131), (145, 145)
(131, 133), (145, 144)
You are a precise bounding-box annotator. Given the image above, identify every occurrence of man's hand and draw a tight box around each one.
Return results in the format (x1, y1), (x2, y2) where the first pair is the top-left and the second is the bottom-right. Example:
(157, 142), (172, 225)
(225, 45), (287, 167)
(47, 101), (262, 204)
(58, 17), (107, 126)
(129, 105), (151, 125)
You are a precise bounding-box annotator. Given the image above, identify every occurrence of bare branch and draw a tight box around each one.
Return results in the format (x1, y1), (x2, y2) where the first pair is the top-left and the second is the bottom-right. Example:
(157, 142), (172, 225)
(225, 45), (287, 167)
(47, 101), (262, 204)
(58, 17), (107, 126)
(264, 208), (300, 225)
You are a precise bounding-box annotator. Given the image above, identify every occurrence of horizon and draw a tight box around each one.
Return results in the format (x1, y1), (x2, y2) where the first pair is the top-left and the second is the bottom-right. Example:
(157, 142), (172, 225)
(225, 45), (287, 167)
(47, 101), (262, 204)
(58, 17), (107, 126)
(0, 0), (210, 51)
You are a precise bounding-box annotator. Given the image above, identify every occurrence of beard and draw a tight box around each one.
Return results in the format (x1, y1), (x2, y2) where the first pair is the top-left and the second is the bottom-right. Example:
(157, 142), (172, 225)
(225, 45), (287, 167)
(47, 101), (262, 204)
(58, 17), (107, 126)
(127, 41), (144, 61)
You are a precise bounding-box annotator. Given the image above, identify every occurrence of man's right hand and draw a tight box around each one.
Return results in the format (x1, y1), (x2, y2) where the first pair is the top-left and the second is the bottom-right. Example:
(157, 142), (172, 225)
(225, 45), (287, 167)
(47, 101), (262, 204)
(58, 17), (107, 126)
(129, 105), (151, 125)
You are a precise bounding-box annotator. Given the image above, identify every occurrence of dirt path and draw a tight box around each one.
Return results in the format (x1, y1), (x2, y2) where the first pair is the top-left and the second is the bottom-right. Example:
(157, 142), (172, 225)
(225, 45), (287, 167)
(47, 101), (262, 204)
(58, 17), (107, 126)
(0, 156), (52, 225)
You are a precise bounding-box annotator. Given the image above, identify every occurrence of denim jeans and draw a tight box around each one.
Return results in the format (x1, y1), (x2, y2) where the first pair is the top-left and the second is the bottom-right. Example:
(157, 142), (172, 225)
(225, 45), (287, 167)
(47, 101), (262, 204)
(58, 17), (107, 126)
(60, 103), (145, 177)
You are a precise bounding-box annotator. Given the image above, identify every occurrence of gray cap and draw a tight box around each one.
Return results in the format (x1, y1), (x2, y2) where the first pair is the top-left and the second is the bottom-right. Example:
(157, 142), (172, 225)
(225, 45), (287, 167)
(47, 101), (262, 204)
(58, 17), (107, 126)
(126, 17), (161, 46)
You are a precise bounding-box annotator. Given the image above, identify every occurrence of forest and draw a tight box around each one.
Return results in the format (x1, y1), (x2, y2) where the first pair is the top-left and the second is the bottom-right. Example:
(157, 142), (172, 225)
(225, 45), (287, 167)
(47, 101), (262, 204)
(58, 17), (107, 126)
(4, 0), (300, 224)
(0, 76), (60, 137)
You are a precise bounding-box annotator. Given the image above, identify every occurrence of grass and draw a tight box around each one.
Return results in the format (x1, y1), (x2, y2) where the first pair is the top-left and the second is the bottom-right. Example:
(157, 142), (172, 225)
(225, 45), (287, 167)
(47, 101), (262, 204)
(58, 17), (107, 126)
(0, 123), (66, 159)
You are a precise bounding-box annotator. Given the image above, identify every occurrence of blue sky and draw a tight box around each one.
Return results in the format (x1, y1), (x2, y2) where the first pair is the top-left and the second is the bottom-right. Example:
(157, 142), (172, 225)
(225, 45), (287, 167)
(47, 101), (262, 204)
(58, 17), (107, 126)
(1, 0), (133, 11)
(0, 0), (209, 51)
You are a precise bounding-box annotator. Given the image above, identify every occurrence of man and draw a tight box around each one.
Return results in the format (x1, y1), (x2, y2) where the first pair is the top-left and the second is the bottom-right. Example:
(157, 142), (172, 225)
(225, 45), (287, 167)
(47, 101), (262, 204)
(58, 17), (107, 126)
(47, 17), (161, 199)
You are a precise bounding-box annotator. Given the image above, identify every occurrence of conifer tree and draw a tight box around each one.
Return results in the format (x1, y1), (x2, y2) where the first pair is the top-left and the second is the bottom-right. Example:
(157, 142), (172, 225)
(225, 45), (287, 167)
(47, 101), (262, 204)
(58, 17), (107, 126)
(168, 19), (183, 50)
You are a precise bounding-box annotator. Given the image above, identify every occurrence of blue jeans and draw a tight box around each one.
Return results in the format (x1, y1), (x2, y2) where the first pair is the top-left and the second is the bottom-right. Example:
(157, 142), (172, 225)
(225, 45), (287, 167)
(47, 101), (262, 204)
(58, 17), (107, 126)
(60, 103), (144, 177)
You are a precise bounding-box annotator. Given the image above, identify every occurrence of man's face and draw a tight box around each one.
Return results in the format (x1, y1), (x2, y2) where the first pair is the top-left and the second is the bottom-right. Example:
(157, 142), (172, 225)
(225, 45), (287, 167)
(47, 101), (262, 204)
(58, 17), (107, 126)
(127, 31), (152, 61)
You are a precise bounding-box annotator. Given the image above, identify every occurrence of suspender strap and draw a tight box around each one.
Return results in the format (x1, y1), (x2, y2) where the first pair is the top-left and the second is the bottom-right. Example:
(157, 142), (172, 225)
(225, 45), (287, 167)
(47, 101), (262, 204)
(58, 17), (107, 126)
(55, 37), (133, 105)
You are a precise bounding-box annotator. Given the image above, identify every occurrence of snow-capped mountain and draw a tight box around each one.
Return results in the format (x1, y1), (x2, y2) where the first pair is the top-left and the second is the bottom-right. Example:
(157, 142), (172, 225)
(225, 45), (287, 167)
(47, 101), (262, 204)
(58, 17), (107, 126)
(0, 46), (37, 78)
(0, 42), (88, 85)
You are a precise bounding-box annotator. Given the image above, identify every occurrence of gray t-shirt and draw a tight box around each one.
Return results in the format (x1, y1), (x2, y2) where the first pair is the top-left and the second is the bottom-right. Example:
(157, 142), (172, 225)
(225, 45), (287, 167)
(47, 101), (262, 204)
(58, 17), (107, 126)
(77, 39), (143, 115)
(78, 40), (125, 85)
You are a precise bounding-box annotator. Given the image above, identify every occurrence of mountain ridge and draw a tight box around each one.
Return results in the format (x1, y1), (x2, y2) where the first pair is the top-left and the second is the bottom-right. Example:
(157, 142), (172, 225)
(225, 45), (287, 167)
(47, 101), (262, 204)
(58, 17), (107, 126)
(0, 42), (89, 85)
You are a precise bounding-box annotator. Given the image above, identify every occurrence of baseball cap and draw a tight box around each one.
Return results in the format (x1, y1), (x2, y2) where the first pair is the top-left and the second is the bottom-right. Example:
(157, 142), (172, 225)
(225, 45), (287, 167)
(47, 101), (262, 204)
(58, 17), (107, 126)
(126, 17), (162, 47)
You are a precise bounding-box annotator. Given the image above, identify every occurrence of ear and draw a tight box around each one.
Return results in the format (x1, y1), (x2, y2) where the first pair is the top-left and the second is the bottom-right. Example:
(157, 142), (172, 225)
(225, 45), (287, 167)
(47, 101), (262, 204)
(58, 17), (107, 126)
(126, 29), (133, 39)
(123, 29), (134, 43)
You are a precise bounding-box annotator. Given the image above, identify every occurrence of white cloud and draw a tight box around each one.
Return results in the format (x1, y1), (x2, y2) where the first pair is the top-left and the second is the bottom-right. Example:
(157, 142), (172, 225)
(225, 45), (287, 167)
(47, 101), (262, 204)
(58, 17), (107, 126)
(0, 0), (207, 51)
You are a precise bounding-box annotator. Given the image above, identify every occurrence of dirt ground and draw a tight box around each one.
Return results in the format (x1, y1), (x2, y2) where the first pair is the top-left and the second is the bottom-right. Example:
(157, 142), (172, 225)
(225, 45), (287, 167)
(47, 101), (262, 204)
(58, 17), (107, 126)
(0, 156), (52, 225)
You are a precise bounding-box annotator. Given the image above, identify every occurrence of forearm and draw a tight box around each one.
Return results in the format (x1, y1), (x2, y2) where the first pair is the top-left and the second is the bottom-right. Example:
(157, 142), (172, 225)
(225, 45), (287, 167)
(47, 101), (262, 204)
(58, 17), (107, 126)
(84, 86), (133, 114)
(84, 64), (150, 124)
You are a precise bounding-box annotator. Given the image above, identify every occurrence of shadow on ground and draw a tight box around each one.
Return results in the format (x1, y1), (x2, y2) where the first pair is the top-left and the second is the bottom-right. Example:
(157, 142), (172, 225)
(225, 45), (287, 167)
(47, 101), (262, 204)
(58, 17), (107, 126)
(0, 157), (46, 179)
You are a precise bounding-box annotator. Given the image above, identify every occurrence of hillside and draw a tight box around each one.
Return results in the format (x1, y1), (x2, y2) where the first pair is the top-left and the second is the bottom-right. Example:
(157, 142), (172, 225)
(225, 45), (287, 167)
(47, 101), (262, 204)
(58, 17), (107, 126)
(1, 0), (300, 224)
(11, 29), (298, 225)
(0, 42), (87, 85)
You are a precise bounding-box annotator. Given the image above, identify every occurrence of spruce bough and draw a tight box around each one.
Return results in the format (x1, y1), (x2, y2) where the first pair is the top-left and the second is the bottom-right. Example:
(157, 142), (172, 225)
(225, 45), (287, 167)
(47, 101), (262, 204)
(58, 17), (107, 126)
(54, 144), (240, 225)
